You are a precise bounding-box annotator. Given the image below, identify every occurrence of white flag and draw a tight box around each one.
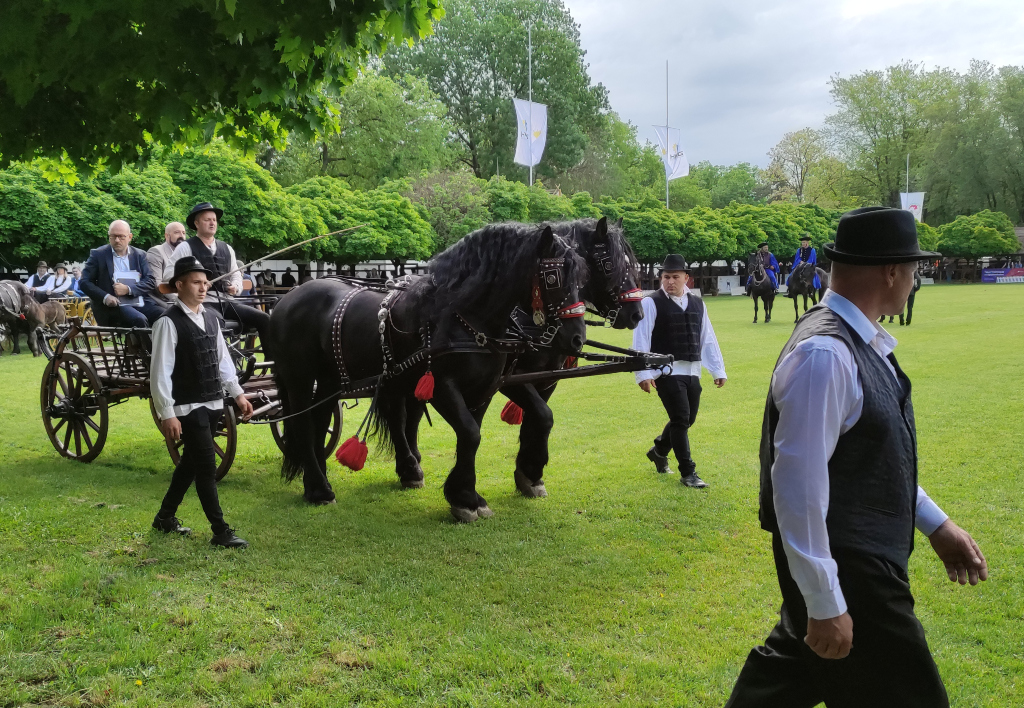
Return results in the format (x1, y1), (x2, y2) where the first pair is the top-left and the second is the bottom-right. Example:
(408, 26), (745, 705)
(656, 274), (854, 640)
(654, 125), (689, 181)
(900, 192), (926, 221)
(513, 98), (547, 168)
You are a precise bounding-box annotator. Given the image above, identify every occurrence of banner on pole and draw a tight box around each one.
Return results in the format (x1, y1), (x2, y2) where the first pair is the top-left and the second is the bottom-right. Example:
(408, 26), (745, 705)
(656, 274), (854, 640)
(654, 125), (689, 181)
(900, 192), (926, 221)
(513, 98), (547, 168)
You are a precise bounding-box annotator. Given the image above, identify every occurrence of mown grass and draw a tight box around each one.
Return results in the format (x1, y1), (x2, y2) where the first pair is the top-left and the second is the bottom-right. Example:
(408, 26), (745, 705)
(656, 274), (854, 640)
(0, 284), (1021, 707)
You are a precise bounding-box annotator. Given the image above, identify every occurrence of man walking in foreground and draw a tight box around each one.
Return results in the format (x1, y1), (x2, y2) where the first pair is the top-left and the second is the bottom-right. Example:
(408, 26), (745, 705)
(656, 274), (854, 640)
(726, 207), (988, 707)
(633, 254), (726, 488)
(151, 256), (253, 548)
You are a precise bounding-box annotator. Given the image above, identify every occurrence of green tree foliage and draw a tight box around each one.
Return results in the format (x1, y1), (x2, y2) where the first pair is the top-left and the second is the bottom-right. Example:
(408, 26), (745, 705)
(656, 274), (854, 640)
(916, 221), (941, 252)
(268, 74), (454, 191)
(484, 178), (531, 222)
(383, 0), (608, 181)
(164, 144), (316, 258)
(0, 0), (444, 170)
(0, 162), (185, 266)
(936, 210), (1020, 257)
(558, 114), (664, 200)
(767, 128), (827, 202)
(392, 171), (493, 254)
(526, 182), (575, 222)
(675, 161), (763, 210)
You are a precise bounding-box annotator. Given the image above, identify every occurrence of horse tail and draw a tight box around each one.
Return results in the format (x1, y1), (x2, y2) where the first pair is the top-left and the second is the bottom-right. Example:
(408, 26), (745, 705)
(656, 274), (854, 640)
(277, 373), (304, 482)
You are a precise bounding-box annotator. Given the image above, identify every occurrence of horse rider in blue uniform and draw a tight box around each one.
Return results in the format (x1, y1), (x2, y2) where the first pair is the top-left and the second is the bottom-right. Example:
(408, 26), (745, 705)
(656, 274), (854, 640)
(787, 234), (822, 291)
(746, 241), (779, 295)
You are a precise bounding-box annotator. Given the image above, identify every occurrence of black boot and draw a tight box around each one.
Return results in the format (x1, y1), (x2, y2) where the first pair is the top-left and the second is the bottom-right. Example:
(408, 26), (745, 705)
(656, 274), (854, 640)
(680, 471), (709, 488)
(647, 447), (671, 474)
(152, 513), (191, 535)
(210, 528), (249, 549)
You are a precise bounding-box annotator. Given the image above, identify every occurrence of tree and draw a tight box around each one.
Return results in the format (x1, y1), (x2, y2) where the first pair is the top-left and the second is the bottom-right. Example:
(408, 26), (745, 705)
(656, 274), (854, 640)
(383, 0), (608, 181)
(768, 129), (827, 202)
(268, 73), (454, 190)
(0, 0), (444, 170)
(484, 178), (531, 222)
(937, 210), (1020, 257)
(558, 113), (663, 200)
(803, 156), (862, 210)
(395, 170), (493, 253)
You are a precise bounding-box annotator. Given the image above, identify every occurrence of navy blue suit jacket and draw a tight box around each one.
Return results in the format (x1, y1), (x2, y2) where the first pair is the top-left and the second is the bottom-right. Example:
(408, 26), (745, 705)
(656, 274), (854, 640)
(80, 245), (157, 305)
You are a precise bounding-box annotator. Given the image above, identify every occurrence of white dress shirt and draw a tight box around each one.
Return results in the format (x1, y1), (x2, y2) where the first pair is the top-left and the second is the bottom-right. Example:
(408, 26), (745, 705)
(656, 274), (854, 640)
(770, 290), (948, 620)
(151, 299), (244, 421)
(632, 287), (727, 382)
(165, 238), (243, 298)
(46, 274), (74, 294)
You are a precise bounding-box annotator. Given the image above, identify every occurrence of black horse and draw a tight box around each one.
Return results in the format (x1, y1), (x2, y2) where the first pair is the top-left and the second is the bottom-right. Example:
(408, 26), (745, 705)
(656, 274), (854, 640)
(747, 254), (776, 324)
(269, 223), (587, 521)
(401, 216), (645, 499)
(787, 262), (831, 323)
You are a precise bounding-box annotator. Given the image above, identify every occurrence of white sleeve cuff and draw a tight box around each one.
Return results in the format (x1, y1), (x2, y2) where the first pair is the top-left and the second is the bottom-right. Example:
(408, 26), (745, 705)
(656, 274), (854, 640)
(803, 586), (849, 621)
(156, 406), (175, 422)
(915, 486), (949, 536)
(708, 369), (727, 380)
(635, 369), (655, 383)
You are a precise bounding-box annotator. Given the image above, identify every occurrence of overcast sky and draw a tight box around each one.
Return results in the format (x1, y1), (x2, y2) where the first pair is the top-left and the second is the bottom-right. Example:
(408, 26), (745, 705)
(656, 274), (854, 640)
(561, 0), (1024, 167)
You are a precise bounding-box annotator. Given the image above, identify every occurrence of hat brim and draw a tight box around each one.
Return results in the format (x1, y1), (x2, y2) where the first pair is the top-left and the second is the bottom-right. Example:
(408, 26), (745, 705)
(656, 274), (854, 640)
(186, 208), (224, 230)
(169, 266), (215, 286)
(823, 243), (940, 265)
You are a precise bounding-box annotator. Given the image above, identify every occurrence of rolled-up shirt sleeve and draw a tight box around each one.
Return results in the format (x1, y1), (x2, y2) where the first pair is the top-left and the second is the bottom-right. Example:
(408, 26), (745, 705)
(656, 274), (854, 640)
(771, 340), (857, 620)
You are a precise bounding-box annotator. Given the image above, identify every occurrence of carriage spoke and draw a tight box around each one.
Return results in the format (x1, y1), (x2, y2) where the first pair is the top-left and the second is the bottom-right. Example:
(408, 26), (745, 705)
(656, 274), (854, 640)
(62, 421), (74, 452)
(81, 422), (93, 449)
(56, 371), (69, 396)
(73, 422), (82, 456)
(212, 441), (225, 458)
(83, 415), (101, 433)
(52, 418), (67, 435)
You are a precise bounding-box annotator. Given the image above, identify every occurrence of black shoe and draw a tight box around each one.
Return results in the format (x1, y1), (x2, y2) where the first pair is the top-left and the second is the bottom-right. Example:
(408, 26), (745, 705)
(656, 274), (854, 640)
(647, 447), (671, 474)
(210, 528), (249, 549)
(681, 472), (709, 488)
(152, 514), (191, 535)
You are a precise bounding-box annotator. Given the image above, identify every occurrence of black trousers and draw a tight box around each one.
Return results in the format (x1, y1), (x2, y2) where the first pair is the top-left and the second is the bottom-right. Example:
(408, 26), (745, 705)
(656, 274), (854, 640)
(726, 535), (948, 708)
(654, 374), (702, 474)
(206, 299), (272, 358)
(158, 407), (229, 535)
(91, 297), (167, 327)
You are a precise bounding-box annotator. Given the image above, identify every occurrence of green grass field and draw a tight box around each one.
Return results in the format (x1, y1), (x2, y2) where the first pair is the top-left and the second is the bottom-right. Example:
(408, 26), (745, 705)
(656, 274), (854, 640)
(1, 284), (1021, 707)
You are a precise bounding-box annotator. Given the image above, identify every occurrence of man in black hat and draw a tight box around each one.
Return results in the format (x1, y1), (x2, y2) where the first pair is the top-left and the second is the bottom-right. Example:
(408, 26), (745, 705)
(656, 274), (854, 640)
(165, 203), (272, 354)
(745, 241), (779, 296)
(632, 254), (727, 488)
(26, 261), (52, 303)
(726, 207), (987, 707)
(150, 256), (254, 548)
(786, 234), (821, 292)
(80, 220), (166, 326)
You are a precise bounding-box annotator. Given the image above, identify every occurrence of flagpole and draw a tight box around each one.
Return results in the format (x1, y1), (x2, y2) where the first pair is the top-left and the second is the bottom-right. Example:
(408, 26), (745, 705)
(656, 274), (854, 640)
(528, 23), (534, 187)
(666, 59), (670, 209)
(906, 152), (910, 197)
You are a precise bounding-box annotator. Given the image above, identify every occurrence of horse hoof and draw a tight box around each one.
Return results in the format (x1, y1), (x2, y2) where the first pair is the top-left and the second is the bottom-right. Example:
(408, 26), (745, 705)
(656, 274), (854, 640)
(477, 505), (495, 518)
(401, 479), (425, 489)
(450, 506), (479, 523)
(514, 470), (548, 498)
(304, 491), (337, 505)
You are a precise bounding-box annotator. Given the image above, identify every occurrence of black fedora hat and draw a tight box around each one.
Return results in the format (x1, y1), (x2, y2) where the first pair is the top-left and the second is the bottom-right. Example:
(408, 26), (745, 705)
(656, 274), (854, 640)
(658, 253), (688, 272)
(757, 241), (769, 249)
(169, 256), (214, 285)
(800, 233), (811, 242)
(824, 207), (939, 265)
(186, 202), (224, 230)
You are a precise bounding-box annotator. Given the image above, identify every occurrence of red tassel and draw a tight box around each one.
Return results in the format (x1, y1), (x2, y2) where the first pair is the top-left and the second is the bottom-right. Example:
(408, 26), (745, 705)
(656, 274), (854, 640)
(500, 400), (523, 425)
(414, 371), (434, 401)
(335, 435), (368, 471)
(564, 356), (578, 369)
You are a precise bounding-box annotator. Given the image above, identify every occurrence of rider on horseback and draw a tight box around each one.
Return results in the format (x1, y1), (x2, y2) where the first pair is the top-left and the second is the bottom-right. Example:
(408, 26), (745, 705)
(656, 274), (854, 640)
(745, 242), (779, 295)
(786, 234), (822, 293)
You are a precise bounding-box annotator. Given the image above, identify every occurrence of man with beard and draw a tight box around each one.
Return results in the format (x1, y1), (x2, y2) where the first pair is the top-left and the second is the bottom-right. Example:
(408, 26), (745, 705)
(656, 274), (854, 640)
(149, 221), (187, 303)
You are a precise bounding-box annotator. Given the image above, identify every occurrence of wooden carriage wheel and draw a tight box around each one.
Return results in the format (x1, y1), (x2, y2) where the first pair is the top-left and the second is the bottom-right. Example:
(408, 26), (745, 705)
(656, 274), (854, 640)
(149, 400), (237, 481)
(40, 352), (109, 462)
(270, 400), (344, 459)
(0, 323), (13, 354)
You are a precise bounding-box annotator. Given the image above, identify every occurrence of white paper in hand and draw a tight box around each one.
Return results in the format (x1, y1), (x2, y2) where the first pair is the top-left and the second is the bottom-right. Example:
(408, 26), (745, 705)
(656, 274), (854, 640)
(114, 270), (144, 307)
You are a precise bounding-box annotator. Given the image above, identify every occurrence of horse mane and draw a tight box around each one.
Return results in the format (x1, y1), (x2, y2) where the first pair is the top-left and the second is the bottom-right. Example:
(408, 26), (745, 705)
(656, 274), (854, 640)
(550, 218), (639, 288)
(429, 222), (587, 319)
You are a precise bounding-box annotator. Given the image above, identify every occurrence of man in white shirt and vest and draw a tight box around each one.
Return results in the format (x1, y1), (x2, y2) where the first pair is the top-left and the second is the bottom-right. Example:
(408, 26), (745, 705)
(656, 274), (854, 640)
(165, 203), (272, 357)
(726, 207), (988, 707)
(151, 256), (254, 548)
(633, 254), (727, 488)
(148, 221), (186, 303)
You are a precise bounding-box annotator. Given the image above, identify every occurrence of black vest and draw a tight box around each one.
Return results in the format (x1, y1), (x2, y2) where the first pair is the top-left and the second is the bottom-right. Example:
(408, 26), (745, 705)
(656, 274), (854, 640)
(187, 236), (233, 292)
(163, 306), (223, 405)
(650, 290), (703, 362)
(759, 306), (918, 569)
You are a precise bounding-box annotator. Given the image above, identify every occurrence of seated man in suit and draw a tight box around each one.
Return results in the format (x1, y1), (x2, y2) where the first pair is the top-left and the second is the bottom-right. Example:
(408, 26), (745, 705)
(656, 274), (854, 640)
(80, 220), (166, 327)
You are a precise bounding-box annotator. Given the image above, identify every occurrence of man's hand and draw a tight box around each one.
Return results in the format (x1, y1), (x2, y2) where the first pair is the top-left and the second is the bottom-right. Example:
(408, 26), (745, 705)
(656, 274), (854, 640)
(235, 394), (253, 421)
(714, 378), (726, 388)
(103, 294), (119, 307)
(161, 417), (182, 442)
(929, 519), (988, 585)
(226, 284), (238, 296)
(805, 613), (853, 659)
(113, 282), (130, 296)
(638, 379), (657, 393)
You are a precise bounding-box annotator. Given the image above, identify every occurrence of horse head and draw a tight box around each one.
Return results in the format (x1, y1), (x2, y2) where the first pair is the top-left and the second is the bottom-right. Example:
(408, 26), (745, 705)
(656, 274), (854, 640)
(535, 226), (587, 354)
(561, 216), (643, 330)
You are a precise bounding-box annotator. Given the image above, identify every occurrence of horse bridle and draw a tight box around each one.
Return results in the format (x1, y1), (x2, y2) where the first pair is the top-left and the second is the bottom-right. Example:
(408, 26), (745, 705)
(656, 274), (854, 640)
(586, 243), (642, 326)
(530, 256), (585, 345)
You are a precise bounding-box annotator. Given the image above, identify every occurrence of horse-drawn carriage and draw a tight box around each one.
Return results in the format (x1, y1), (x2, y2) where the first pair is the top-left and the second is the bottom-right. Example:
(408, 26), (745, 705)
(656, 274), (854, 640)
(40, 306), (345, 480)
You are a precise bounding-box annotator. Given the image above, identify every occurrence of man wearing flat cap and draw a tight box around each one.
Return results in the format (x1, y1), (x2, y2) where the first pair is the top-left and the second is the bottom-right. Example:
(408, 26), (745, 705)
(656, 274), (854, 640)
(151, 256), (253, 548)
(165, 203), (272, 356)
(726, 207), (988, 707)
(633, 254), (727, 488)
